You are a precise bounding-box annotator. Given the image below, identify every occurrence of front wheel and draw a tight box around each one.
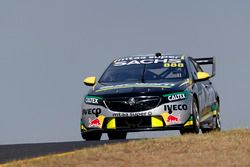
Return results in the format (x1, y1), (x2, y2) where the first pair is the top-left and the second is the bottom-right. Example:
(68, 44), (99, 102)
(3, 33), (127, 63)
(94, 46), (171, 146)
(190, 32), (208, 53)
(180, 98), (200, 135)
(81, 132), (102, 141)
(108, 131), (127, 140)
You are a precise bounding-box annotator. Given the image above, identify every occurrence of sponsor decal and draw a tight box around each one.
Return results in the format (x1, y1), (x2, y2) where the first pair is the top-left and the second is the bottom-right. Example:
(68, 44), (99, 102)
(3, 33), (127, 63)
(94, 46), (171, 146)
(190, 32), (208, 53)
(113, 111), (152, 117)
(168, 94), (186, 102)
(114, 55), (182, 63)
(82, 108), (102, 117)
(88, 118), (101, 127)
(113, 59), (182, 66)
(96, 83), (175, 92)
(167, 114), (180, 123)
(163, 92), (189, 102)
(164, 104), (188, 113)
(85, 96), (102, 104)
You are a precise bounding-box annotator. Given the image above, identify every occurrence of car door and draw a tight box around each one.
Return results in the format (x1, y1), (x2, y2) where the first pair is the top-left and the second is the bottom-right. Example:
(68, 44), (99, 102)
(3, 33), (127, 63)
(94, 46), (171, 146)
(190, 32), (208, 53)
(204, 80), (216, 108)
(188, 59), (210, 117)
(194, 60), (217, 107)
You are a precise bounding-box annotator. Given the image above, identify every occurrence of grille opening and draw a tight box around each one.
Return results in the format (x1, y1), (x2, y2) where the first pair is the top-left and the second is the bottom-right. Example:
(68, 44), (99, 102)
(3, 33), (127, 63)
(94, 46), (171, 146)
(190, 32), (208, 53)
(116, 117), (151, 129)
(104, 96), (161, 112)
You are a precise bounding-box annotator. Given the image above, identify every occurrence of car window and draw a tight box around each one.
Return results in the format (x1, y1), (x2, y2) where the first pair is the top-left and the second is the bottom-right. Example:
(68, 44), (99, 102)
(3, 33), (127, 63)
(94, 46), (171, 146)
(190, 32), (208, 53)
(189, 60), (198, 79)
(192, 60), (203, 72)
(144, 63), (187, 81)
(99, 58), (188, 83)
(99, 65), (144, 83)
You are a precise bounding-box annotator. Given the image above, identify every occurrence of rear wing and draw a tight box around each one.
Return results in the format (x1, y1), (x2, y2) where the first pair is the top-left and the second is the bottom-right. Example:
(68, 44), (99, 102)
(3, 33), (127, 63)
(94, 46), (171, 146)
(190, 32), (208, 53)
(194, 57), (216, 77)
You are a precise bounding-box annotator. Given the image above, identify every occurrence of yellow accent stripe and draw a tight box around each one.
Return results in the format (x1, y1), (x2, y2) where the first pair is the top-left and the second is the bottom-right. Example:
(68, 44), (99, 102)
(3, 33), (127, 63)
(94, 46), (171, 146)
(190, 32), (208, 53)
(161, 113), (170, 125)
(184, 120), (193, 127)
(80, 125), (87, 132)
(151, 116), (163, 127)
(212, 110), (217, 116)
(107, 118), (116, 129)
(188, 79), (193, 84)
(97, 115), (105, 128)
(179, 79), (189, 87)
(200, 112), (213, 122)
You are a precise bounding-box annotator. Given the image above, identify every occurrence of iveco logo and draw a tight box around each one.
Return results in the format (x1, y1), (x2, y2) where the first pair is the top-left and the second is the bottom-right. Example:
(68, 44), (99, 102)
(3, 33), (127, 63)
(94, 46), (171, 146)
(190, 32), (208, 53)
(128, 97), (136, 106)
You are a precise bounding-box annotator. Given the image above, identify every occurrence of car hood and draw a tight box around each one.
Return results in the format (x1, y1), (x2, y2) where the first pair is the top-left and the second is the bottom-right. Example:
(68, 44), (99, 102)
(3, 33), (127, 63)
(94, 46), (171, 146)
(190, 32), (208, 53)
(87, 79), (191, 98)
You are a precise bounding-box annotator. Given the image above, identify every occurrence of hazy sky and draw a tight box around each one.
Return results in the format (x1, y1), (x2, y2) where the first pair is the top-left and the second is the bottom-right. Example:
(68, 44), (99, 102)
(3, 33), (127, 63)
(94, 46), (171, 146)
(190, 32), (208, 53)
(0, 1), (250, 144)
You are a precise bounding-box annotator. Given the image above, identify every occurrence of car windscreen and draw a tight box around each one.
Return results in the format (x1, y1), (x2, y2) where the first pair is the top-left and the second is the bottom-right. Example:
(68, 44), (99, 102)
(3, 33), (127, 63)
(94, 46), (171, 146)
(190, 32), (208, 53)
(99, 58), (188, 83)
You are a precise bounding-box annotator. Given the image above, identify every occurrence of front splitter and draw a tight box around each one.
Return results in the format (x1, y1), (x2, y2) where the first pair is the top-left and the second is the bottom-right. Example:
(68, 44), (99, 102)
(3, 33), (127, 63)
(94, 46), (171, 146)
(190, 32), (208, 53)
(81, 124), (190, 133)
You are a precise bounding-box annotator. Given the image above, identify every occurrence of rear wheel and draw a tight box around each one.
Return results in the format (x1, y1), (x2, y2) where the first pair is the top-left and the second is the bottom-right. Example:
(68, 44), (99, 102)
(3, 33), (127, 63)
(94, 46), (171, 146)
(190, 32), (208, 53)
(215, 111), (221, 131)
(81, 132), (102, 141)
(201, 101), (221, 133)
(180, 98), (200, 135)
(108, 131), (127, 140)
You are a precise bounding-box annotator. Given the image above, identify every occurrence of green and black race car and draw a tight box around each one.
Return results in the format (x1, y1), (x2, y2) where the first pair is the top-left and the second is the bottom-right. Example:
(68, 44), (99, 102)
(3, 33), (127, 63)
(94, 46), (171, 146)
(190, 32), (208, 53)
(80, 53), (221, 140)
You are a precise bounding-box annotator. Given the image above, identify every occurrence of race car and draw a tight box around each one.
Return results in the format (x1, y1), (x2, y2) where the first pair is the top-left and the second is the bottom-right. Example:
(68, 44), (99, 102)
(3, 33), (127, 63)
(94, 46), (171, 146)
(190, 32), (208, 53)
(80, 53), (221, 140)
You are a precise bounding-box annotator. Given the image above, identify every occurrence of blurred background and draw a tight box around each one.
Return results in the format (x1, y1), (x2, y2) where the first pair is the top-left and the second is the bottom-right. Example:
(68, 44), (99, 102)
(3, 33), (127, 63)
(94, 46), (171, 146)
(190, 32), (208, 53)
(0, 1), (249, 144)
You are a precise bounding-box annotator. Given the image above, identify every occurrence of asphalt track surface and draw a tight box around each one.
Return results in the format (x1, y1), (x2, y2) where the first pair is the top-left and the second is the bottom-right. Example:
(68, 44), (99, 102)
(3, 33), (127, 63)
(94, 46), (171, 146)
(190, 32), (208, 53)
(0, 140), (128, 164)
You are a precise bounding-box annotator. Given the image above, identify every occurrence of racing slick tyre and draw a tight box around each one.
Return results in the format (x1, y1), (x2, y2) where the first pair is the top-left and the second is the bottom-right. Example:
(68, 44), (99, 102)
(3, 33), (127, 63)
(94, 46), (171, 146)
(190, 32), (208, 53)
(215, 110), (221, 131)
(201, 101), (221, 133)
(108, 131), (127, 140)
(180, 98), (200, 135)
(81, 132), (102, 141)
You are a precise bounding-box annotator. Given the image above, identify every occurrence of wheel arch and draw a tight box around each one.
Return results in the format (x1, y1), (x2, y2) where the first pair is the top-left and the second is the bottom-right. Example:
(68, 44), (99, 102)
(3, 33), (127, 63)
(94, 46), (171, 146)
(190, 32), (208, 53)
(216, 96), (220, 105)
(216, 96), (220, 113)
(192, 93), (199, 113)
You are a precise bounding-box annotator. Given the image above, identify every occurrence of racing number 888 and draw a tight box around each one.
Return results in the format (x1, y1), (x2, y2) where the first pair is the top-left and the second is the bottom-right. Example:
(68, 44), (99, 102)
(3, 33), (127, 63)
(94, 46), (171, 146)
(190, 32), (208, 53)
(164, 63), (184, 68)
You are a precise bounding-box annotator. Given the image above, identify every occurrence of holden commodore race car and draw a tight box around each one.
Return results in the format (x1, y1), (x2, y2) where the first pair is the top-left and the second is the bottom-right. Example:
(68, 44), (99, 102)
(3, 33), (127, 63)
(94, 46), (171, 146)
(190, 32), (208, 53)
(80, 53), (221, 140)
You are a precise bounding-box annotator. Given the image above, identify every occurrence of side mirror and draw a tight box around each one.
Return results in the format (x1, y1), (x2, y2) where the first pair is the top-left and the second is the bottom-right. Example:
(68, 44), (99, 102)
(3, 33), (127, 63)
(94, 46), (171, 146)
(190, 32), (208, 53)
(83, 76), (96, 86)
(196, 72), (210, 81)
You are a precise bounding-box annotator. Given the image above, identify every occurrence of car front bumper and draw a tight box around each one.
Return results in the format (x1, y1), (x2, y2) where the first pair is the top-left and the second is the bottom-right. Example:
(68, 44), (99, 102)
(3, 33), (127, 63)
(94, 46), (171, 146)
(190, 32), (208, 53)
(80, 95), (194, 133)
